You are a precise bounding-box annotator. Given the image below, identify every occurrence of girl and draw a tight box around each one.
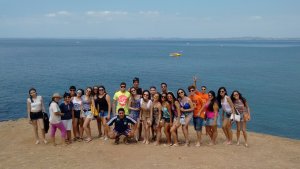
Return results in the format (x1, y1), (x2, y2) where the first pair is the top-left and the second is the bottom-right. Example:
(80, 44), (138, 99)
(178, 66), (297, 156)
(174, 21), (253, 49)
(128, 87), (141, 141)
(49, 93), (67, 146)
(72, 89), (84, 141)
(152, 93), (162, 145)
(217, 87), (235, 145)
(168, 92), (181, 146)
(177, 89), (194, 146)
(26, 88), (47, 144)
(161, 93), (172, 146)
(82, 87), (94, 143)
(139, 90), (153, 144)
(231, 90), (251, 147)
(92, 85), (102, 138)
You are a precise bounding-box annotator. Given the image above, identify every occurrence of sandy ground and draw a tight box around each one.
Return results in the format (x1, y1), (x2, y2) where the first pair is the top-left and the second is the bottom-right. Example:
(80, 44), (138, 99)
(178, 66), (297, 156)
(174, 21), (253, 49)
(0, 118), (299, 169)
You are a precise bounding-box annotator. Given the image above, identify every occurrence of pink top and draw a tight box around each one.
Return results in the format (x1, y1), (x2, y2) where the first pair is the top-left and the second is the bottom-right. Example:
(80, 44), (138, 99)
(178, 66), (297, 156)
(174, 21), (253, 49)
(205, 102), (215, 119)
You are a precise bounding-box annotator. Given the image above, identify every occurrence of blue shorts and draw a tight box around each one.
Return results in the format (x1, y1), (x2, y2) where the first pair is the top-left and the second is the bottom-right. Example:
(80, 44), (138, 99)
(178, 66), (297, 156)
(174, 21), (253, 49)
(206, 118), (216, 126)
(99, 111), (109, 118)
(193, 117), (204, 131)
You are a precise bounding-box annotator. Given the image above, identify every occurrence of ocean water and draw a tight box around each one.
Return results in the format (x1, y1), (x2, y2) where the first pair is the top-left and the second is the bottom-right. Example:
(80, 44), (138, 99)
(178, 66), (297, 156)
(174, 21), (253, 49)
(0, 39), (299, 139)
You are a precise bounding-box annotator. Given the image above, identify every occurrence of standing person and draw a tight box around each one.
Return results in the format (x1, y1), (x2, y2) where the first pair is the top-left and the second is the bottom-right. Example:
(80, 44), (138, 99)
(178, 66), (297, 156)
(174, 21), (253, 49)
(128, 87), (141, 141)
(69, 86), (77, 99)
(231, 90), (251, 147)
(107, 108), (137, 145)
(152, 93), (162, 145)
(177, 88), (194, 146)
(188, 85), (205, 147)
(113, 82), (131, 115)
(49, 93), (67, 146)
(161, 93), (172, 146)
(27, 88), (47, 144)
(193, 76), (209, 102)
(95, 85), (111, 140)
(139, 90), (153, 144)
(92, 85), (102, 138)
(199, 91), (219, 145)
(168, 92), (181, 146)
(82, 87), (94, 143)
(149, 86), (157, 100)
(149, 86), (157, 140)
(217, 87), (235, 145)
(60, 93), (74, 144)
(72, 89), (83, 141)
(131, 77), (143, 95)
(160, 82), (169, 94)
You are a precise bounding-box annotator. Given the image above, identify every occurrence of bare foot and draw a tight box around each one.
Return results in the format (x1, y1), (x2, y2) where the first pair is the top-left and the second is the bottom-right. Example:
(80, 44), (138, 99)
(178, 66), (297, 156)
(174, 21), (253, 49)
(195, 142), (201, 147)
(35, 140), (40, 145)
(236, 141), (240, 146)
(142, 140), (146, 144)
(43, 140), (48, 144)
(245, 143), (249, 147)
(173, 143), (179, 147)
(227, 141), (232, 145)
(145, 141), (150, 145)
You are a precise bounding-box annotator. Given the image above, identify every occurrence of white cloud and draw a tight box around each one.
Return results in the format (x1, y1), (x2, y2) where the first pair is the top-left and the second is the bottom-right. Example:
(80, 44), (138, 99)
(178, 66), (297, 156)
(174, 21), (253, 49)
(139, 11), (160, 16)
(86, 11), (128, 17)
(45, 11), (72, 17)
(250, 16), (263, 20)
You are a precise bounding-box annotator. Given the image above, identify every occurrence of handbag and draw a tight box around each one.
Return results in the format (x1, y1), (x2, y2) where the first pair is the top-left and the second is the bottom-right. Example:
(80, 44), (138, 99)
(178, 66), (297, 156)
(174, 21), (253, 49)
(91, 100), (99, 116)
(244, 112), (251, 121)
(230, 108), (241, 122)
(43, 112), (49, 133)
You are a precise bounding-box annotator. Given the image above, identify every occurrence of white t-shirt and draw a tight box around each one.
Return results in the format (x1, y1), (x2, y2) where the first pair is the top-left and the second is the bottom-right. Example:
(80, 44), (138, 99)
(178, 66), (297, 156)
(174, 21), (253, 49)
(49, 102), (61, 124)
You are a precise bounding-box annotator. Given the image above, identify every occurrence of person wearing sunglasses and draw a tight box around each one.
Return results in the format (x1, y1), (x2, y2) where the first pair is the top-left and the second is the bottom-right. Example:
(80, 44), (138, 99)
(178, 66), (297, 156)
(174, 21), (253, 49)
(113, 82), (131, 115)
(168, 92), (181, 146)
(217, 87), (236, 145)
(177, 88), (194, 146)
(72, 89), (84, 141)
(92, 85), (103, 138)
(81, 87), (94, 143)
(139, 90), (153, 144)
(188, 85), (205, 147)
(160, 93), (172, 146)
(193, 76), (209, 103)
(231, 90), (251, 147)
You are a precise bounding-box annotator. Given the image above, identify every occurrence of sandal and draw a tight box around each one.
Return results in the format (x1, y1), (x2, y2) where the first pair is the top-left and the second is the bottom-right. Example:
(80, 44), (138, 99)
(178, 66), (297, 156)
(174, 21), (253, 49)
(85, 138), (92, 143)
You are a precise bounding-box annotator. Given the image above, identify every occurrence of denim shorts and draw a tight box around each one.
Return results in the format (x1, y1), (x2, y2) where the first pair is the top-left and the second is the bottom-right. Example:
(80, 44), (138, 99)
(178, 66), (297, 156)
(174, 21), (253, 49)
(193, 117), (204, 131)
(206, 118), (216, 126)
(99, 111), (109, 118)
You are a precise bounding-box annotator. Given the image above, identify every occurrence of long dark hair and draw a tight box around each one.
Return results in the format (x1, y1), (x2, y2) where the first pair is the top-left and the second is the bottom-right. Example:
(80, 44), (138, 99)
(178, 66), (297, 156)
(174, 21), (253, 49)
(231, 90), (247, 106)
(217, 87), (228, 108)
(142, 90), (151, 101)
(176, 88), (187, 99)
(207, 91), (217, 112)
(28, 88), (37, 103)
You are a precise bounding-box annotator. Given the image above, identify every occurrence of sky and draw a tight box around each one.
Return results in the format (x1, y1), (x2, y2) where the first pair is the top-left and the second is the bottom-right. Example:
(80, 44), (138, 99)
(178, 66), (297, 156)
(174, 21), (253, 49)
(0, 0), (299, 38)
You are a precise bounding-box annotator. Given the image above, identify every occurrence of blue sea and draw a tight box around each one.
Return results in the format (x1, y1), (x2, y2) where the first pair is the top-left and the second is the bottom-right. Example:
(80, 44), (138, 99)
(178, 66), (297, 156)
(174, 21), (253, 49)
(0, 39), (299, 139)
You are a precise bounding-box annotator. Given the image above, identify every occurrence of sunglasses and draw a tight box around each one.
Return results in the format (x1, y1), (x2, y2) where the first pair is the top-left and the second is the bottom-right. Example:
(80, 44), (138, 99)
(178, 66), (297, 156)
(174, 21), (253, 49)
(220, 90), (225, 93)
(131, 90), (136, 92)
(162, 95), (166, 98)
(99, 88), (104, 91)
(178, 91), (184, 94)
(189, 89), (195, 92)
(201, 88), (206, 91)
(120, 86), (126, 88)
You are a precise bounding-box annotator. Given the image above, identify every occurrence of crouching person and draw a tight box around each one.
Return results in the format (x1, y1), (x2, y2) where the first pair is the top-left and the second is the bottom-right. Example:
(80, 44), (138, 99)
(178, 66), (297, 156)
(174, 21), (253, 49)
(107, 108), (137, 144)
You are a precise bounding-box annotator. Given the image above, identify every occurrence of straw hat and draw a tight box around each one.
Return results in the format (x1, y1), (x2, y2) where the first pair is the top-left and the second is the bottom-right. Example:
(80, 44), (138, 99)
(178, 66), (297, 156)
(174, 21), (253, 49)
(52, 93), (62, 99)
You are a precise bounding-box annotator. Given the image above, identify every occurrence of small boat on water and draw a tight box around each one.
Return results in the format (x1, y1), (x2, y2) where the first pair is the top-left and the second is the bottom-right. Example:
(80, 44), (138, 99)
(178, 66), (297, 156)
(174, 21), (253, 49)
(169, 52), (182, 57)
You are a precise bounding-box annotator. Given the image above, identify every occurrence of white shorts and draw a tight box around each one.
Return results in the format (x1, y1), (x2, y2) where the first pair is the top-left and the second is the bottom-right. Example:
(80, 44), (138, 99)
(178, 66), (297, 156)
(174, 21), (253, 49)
(62, 119), (72, 130)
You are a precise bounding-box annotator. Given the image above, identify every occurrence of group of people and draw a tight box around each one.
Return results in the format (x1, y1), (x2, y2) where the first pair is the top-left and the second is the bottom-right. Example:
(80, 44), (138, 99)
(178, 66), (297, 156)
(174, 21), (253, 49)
(27, 77), (251, 147)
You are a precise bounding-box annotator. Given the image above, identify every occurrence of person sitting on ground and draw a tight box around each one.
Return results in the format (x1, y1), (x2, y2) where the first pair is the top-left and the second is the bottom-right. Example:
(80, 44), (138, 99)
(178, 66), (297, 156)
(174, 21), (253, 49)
(107, 108), (137, 144)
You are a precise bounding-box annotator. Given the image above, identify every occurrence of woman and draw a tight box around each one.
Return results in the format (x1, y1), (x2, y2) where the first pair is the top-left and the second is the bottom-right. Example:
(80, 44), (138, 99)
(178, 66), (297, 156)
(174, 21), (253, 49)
(128, 87), (141, 141)
(60, 92), (74, 144)
(49, 93), (67, 146)
(152, 93), (162, 145)
(168, 92), (181, 146)
(161, 93), (172, 146)
(72, 89), (84, 141)
(82, 87), (94, 143)
(231, 90), (251, 147)
(26, 88), (47, 144)
(95, 85), (111, 140)
(92, 85), (102, 138)
(217, 87), (235, 145)
(177, 89), (194, 146)
(139, 90), (153, 144)
(199, 91), (219, 145)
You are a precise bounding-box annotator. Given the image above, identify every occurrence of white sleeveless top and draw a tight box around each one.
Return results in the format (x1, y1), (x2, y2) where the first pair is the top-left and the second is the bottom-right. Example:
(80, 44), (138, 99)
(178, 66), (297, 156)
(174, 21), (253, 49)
(72, 97), (82, 111)
(221, 96), (232, 113)
(28, 96), (43, 112)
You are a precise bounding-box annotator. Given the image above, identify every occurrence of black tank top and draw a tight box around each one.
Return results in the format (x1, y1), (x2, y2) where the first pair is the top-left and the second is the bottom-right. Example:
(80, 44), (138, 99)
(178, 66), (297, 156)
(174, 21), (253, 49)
(96, 94), (108, 111)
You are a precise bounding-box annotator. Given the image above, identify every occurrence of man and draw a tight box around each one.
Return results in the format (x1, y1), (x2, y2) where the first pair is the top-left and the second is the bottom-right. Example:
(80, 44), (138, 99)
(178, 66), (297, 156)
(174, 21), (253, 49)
(193, 76), (209, 103)
(107, 108), (137, 144)
(188, 85), (205, 147)
(149, 86), (157, 101)
(113, 82), (131, 115)
(69, 86), (77, 98)
(131, 77), (143, 95)
(160, 82), (168, 94)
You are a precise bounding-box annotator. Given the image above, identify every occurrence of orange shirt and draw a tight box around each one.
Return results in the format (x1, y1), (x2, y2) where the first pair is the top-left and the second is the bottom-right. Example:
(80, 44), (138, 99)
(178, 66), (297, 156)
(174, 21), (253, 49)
(195, 91), (209, 104)
(189, 94), (204, 118)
